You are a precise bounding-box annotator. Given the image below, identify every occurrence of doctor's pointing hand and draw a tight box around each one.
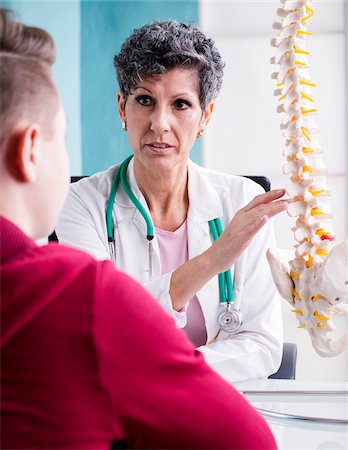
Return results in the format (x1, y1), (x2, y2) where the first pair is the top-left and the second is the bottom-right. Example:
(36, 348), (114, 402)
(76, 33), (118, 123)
(56, 20), (290, 382)
(171, 188), (289, 312)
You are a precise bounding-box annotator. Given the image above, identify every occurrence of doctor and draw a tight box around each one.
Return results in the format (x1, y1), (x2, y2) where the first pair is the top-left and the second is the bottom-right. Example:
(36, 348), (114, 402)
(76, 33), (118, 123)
(56, 20), (290, 382)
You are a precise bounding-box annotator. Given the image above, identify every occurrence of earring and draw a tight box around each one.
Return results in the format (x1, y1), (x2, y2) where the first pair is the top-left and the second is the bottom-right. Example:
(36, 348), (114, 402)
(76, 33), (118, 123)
(196, 129), (204, 139)
(122, 121), (127, 132)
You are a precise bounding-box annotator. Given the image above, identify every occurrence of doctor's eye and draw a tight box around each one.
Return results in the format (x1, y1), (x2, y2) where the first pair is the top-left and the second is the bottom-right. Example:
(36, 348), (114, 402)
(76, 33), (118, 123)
(135, 95), (154, 107)
(173, 99), (192, 110)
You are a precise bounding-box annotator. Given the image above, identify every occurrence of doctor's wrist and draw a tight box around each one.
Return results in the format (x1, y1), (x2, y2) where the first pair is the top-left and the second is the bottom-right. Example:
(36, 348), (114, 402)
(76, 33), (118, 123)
(170, 252), (216, 311)
(204, 245), (232, 276)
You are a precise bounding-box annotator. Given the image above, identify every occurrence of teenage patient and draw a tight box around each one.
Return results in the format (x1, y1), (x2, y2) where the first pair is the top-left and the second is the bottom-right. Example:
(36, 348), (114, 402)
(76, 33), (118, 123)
(0, 9), (277, 449)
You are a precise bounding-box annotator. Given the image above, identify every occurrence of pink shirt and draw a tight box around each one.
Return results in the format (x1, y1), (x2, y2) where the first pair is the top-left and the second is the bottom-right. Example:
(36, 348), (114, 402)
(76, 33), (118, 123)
(155, 221), (207, 347)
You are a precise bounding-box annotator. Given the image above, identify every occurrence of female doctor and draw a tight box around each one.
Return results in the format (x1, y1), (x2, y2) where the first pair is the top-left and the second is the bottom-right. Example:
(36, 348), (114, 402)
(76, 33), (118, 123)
(56, 20), (290, 382)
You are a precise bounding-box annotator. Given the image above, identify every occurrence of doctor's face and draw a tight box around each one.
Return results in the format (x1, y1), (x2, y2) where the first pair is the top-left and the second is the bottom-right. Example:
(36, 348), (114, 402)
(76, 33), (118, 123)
(118, 67), (212, 174)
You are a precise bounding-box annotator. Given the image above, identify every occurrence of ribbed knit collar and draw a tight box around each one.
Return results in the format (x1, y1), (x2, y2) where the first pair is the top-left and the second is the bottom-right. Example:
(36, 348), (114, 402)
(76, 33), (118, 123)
(0, 216), (36, 263)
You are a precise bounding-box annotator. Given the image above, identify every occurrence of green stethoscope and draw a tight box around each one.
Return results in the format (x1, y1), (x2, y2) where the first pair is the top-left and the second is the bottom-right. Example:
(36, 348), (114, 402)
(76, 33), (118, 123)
(106, 155), (243, 333)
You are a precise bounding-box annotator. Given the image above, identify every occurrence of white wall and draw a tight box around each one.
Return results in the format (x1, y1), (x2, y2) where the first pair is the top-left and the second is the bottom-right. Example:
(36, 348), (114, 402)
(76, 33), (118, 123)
(200, 1), (347, 381)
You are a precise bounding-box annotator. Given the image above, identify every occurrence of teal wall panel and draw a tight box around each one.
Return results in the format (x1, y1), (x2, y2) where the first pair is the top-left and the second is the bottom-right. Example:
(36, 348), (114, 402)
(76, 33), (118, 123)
(81, 0), (200, 175)
(3, 1), (82, 175)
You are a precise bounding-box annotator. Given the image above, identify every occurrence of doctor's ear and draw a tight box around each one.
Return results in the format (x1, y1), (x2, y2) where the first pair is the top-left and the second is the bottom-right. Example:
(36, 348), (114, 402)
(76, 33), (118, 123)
(117, 91), (126, 122)
(9, 125), (41, 183)
(200, 101), (214, 129)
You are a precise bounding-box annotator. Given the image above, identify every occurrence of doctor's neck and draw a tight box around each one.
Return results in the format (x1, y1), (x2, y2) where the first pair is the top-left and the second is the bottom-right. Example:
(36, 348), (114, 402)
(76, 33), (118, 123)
(133, 157), (189, 231)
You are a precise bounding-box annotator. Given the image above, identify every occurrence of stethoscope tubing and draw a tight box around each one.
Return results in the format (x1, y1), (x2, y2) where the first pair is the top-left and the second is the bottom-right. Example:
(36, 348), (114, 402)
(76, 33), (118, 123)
(209, 218), (234, 304)
(107, 154), (154, 242)
(119, 156), (154, 240)
(106, 158), (122, 242)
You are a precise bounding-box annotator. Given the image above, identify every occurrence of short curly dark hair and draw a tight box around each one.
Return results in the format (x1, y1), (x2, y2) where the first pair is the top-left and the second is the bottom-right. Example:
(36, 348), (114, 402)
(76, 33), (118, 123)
(114, 20), (224, 110)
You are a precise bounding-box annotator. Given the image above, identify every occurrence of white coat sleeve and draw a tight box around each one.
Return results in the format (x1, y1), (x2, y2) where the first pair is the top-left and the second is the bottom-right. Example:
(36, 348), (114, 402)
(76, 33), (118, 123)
(198, 219), (283, 383)
(143, 274), (188, 328)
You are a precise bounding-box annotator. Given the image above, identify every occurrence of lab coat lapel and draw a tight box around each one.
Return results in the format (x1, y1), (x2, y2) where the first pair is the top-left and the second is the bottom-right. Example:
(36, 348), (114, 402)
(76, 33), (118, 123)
(187, 159), (223, 258)
(187, 160), (223, 225)
(187, 161), (223, 342)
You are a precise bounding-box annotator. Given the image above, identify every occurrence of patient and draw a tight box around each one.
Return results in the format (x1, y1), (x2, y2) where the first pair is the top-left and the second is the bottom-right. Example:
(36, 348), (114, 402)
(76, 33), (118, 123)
(0, 9), (277, 449)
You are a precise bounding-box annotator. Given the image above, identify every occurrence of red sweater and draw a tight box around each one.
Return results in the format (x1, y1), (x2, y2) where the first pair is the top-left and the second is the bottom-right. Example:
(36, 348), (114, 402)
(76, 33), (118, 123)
(0, 217), (277, 449)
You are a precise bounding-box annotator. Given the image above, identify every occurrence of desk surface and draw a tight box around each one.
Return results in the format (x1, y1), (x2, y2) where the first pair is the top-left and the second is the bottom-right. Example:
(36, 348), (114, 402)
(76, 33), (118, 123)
(233, 379), (348, 450)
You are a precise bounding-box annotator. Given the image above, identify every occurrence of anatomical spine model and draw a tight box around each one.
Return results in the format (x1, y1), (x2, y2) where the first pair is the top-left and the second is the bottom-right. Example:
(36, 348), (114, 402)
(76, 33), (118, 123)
(268, 0), (348, 356)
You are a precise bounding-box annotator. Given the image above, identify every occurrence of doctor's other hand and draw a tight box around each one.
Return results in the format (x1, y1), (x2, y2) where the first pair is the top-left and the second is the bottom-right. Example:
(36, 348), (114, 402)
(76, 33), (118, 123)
(206, 189), (291, 274)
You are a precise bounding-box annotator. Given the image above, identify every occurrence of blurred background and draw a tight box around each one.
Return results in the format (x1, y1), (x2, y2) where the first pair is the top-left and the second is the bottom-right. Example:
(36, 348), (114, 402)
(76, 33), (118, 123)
(4, 0), (347, 382)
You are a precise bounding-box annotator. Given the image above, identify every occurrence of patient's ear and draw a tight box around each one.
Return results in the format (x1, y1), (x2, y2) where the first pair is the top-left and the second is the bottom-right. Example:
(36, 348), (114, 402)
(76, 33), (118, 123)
(10, 125), (40, 182)
(267, 248), (295, 304)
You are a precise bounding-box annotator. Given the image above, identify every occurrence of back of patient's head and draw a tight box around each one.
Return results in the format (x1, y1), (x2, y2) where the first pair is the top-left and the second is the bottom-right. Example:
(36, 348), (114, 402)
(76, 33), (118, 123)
(0, 9), (58, 153)
(0, 9), (69, 240)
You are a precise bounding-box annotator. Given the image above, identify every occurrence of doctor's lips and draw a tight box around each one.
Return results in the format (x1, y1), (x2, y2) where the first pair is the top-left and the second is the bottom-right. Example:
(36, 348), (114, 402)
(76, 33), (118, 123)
(146, 142), (173, 153)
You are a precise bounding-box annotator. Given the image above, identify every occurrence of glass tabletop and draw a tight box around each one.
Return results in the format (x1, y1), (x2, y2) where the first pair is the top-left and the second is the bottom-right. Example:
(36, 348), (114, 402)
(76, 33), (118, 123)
(233, 380), (348, 450)
(234, 379), (348, 427)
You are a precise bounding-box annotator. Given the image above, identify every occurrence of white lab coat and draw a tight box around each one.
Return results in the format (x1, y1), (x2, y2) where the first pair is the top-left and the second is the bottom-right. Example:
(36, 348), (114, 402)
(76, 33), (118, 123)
(56, 158), (283, 382)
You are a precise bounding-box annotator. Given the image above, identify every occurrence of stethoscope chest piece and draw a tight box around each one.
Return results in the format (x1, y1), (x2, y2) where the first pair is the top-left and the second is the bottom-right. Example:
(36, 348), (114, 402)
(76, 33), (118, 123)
(218, 304), (243, 333)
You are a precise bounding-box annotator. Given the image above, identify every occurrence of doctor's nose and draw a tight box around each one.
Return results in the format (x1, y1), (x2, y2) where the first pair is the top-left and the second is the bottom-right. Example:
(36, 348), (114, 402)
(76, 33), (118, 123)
(149, 107), (171, 134)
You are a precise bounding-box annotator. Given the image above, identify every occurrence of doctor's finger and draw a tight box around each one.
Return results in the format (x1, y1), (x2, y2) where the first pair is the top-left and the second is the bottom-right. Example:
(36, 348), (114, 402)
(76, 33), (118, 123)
(243, 188), (286, 212)
(234, 200), (289, 235)
(257, 198), (290, 219)
(237, 198), (289, 226)
(229, 201), (283, 234)
(232, 198), (289, 230)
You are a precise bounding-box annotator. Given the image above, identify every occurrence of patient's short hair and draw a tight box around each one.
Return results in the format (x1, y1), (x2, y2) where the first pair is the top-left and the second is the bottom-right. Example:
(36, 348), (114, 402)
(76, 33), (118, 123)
(0, 9), (58, 148)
